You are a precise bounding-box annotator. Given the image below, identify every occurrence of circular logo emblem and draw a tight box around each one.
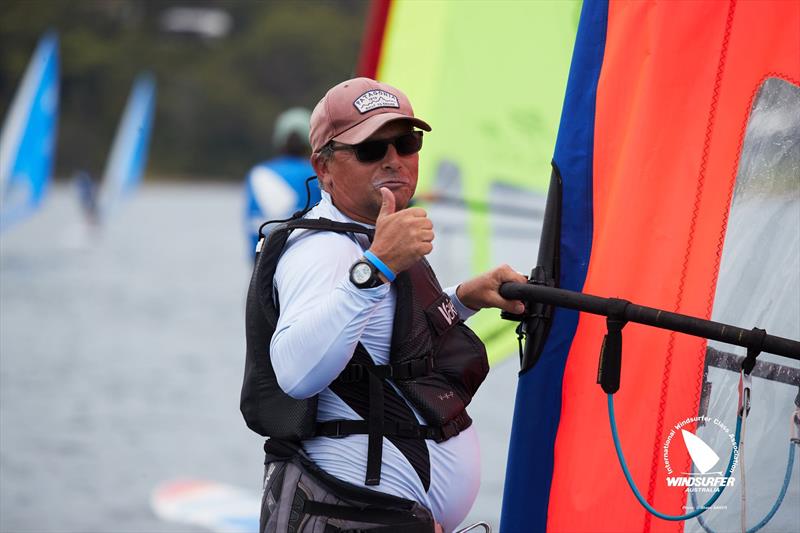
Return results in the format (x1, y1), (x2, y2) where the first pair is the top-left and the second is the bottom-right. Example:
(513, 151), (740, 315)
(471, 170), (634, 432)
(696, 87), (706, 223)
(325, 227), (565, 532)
(663, 416), (738, 507)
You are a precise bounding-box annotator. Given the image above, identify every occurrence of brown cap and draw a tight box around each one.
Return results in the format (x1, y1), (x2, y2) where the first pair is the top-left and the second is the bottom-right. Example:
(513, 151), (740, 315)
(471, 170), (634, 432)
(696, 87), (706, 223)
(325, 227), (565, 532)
(309, 77), (431, 153)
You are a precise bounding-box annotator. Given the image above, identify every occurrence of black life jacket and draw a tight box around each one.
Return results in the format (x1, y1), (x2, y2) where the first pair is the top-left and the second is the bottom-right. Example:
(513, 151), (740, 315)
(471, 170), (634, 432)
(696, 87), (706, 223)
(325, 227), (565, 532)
(240, 217), (489, 489)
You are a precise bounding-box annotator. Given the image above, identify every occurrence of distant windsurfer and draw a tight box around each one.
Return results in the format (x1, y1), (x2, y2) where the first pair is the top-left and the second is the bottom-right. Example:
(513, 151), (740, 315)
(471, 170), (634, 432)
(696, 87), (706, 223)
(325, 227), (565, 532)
(241, 77), (526, 532)
(74, 171), (99, 227)
(243, 107), (320, 260)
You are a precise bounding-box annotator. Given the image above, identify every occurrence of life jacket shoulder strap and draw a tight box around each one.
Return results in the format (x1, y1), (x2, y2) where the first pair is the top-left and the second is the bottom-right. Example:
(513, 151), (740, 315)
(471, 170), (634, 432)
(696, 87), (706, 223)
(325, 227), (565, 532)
(254, 216), (374, 327)
(272, 216), (373, 240)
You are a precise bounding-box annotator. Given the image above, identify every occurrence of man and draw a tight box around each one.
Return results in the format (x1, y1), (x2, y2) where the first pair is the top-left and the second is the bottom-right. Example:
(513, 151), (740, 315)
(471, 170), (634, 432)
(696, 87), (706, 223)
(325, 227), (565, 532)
(242, 78), (526, 533)
(244, 107), (321, 259)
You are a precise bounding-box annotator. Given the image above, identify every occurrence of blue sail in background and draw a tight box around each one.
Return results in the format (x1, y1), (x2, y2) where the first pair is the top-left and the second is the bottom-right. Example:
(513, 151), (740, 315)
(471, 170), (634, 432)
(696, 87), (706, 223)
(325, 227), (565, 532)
(96, 73), (157, 221)
(0, 32), (60, 231)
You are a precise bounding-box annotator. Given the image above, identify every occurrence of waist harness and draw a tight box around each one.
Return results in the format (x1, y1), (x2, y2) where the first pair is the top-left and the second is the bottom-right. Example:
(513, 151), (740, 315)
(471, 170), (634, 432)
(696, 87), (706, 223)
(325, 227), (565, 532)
(241, 217), (489, 489)
(260, 439), (435, 533)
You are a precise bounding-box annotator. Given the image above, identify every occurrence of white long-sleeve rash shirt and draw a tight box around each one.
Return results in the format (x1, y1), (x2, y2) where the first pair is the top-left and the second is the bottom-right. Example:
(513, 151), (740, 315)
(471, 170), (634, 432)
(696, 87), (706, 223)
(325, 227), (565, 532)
(270, 192), (481, 532)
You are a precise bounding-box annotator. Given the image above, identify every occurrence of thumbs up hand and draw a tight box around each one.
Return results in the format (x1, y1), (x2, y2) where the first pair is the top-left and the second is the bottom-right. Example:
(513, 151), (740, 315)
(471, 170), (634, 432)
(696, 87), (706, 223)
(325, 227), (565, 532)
(377, 186), (397, 219)
(369, 188), (434, 276)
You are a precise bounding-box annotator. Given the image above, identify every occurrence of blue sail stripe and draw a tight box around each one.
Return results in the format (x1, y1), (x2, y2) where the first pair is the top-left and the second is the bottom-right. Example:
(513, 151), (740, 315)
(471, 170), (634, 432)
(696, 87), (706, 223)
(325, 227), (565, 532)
(499, 1), (609, 531)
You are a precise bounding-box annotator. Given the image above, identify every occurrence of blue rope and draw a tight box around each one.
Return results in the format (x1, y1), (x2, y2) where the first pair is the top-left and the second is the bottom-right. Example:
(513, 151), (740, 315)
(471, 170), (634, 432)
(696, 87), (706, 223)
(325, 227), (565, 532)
(692, 442), (796, 533)
(608, 393), (741, 521)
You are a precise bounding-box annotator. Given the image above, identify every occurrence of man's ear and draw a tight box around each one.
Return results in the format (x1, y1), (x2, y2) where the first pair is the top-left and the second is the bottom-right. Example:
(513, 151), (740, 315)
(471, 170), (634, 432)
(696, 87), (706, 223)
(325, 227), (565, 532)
(311, 153), (332, 191)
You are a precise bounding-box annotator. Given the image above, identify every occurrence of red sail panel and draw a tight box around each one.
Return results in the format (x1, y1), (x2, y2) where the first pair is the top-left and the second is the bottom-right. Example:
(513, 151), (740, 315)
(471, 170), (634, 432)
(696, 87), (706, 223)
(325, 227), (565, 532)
(547, 1), (800, 532)
(356, 0), (392, 79)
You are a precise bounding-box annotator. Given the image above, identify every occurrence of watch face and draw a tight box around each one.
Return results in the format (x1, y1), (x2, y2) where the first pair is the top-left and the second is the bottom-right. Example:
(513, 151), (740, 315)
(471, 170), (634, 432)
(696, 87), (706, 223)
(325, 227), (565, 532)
(352, 262), (373, 285)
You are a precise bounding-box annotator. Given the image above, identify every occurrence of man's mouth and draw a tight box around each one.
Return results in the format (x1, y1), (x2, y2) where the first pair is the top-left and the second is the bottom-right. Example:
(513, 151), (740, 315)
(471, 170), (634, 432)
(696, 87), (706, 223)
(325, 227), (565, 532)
(376, 180), (408, 189)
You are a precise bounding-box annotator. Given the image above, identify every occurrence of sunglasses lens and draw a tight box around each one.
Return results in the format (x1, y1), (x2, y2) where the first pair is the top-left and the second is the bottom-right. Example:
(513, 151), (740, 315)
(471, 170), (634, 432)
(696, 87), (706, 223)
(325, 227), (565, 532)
(395, 132), (423, 155)
(354, 141), (388, 163)
(351, 132), (423, 162)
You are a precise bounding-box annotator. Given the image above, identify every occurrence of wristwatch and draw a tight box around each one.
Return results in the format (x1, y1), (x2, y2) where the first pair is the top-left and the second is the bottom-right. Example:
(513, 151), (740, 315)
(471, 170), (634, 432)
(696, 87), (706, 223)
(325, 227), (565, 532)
(349, 258), (383, 289)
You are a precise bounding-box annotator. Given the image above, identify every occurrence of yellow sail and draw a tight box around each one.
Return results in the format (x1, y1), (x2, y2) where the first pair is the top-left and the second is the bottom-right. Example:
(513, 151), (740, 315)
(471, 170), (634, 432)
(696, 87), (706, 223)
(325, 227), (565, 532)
(374, 0), (580, 363)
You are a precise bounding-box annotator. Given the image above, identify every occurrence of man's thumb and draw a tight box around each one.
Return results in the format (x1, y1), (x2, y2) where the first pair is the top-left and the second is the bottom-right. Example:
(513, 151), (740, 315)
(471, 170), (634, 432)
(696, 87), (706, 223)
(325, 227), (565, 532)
(378, 187), (396, 218)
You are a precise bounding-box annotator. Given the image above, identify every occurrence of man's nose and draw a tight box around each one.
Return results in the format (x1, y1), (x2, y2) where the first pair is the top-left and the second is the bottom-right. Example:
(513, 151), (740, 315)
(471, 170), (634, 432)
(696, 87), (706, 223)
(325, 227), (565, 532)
(381, 144), (401, 168)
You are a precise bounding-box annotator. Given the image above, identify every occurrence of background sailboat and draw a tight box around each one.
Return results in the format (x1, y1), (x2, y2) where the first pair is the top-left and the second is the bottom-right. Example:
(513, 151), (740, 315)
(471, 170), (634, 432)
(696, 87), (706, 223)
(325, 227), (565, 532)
(93, 72), (157, 224)
(0, 31), (59, 232)
(60, 72), (156, 248)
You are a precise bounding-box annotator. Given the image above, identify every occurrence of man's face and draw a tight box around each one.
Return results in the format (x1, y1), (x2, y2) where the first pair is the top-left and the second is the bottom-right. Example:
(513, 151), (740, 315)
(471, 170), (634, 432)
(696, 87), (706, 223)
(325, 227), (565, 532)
(315, 120), (419, 224)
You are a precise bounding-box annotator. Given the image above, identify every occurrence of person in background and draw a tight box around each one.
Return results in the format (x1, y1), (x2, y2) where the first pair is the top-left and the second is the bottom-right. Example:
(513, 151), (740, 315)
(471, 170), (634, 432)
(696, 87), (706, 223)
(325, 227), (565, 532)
(243, 107), (321, 259)
(74, 170), (100, 227)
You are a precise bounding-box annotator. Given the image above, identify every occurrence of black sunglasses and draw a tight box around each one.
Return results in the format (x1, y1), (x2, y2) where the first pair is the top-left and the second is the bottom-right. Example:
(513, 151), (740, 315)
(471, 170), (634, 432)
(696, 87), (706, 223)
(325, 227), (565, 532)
(327, 131), (423, 163)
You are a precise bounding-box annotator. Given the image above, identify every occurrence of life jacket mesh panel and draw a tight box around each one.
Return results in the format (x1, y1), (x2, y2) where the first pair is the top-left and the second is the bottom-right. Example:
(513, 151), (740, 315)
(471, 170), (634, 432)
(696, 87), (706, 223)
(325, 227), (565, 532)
(241, 222), (319, 439)
(390, 262), (489, 426)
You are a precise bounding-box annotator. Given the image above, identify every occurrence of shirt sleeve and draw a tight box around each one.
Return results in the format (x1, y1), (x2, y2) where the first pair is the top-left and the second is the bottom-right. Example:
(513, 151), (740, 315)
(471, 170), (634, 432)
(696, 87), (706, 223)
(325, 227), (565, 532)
(444, 284), (478, 321)
(270, 229), (390, 399)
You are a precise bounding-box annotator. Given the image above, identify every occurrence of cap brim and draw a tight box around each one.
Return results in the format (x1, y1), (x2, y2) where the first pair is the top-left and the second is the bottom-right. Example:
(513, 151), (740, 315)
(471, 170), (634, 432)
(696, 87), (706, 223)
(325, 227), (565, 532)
(332, 112), (432, 145)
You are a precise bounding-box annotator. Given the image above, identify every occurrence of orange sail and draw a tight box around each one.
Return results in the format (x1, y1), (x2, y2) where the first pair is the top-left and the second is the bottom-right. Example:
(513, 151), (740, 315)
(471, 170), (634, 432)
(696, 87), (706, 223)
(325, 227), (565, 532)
(503, 1), (799, 532)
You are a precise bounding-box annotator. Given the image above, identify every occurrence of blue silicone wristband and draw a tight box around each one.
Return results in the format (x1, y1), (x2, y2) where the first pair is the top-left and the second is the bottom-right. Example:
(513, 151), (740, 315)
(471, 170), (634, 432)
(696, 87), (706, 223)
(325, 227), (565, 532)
(364, 250), (396, 282)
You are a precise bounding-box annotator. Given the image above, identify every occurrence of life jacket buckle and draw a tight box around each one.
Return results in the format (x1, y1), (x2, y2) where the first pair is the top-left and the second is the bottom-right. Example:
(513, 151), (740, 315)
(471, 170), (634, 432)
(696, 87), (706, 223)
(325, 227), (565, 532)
(329, 421), (346, 439)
